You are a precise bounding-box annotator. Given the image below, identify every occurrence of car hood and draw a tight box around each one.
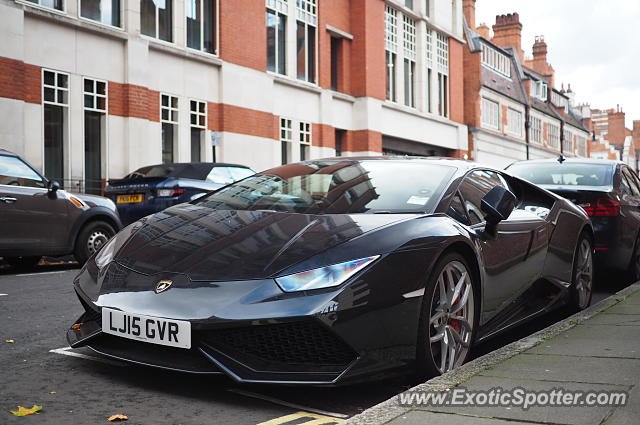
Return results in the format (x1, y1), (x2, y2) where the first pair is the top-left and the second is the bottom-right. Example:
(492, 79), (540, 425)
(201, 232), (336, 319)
(73, 192), (117, 210)
(113, 203), (414, 281)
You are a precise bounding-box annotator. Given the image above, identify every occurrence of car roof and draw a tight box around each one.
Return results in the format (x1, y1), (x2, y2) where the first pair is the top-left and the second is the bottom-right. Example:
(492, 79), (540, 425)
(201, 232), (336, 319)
(0, 148), (17, 157)
(139, 162), (253, 169)
(313, 156), (482, 172)
(508, 158), (623, 167)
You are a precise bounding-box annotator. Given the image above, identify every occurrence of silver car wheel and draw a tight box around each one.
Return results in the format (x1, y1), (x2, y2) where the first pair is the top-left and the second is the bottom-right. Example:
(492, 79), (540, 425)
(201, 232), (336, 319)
(575, 238), (593, 309)
(428, 260), (475, 374)
(87, 230), (109, 255)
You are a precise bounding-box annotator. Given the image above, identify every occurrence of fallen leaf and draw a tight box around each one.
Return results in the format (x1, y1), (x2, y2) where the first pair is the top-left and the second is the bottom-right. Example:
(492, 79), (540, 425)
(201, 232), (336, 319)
(5, 339), (14, 343)
(48, 391), (57, 395)
(10, 405), (43, 416)
(71, 323), (83, 330)
(108, 414), (129, 422)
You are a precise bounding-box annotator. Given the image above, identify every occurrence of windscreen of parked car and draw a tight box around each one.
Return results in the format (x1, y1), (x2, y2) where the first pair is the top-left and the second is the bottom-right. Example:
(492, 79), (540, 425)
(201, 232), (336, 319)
(125, 164), (253, 182)
(206, 167), (255, 185)
(507, 162), (614, 187)
(196, 160), (455, 214)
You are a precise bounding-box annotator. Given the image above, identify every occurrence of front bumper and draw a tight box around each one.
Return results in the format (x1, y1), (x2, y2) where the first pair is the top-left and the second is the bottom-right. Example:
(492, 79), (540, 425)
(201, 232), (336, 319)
(68, 256), (425, 385)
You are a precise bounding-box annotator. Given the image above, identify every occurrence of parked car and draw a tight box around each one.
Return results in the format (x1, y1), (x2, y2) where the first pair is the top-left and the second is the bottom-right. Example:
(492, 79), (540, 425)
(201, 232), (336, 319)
(104, 162), (255, 225)
(68, 157), (592, 384)
(507, 158), (640, 279)
(0, 148), (121, 268)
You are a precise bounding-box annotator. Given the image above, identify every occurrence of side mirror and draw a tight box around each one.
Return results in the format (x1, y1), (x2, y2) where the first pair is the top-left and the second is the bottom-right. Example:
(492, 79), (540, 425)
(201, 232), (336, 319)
(481, 185), (516, 227)
(48, 180), (60, 193)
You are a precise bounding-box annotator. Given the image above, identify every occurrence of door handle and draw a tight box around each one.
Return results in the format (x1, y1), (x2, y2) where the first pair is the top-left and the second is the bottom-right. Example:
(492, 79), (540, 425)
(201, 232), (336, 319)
(0, 197), (17, 204)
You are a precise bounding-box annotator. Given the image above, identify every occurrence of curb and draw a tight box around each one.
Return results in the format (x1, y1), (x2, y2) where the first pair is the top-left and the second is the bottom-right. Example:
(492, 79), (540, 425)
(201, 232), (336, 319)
(344, 282), (640, 425)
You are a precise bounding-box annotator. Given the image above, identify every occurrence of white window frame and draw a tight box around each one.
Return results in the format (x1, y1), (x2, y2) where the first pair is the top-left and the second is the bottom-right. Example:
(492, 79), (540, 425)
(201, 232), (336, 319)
(295, 0), (317, 83)
(185, 0), (219, 55)
(83, 77), (108, 113)
(530, 116), (543, 144)
(548, 122), (560, 149)
(576, 135), (587, 157)
(299, 121), (312, 161)
(78, 0), (124, 30)
(43, 69), (70, 108)
(481, 97), (500, 130)
(19, 0), (66, 14)
(563, 128), (574, 152)
(266, 0), (288, 75)
(141, 0), (174, 42)
(480, 42), (511, 78)
(42, 68), (70, 185)
(385, 6), (399, 102)
(506, 108), (523, 137)
(280, 118), (293, 164)
(161, 93), (179, 163)
(403, 15), (416, 108)
(533, 80), (548, 101)
(436, 32), (449, 117)
(189, 99), (207, 129)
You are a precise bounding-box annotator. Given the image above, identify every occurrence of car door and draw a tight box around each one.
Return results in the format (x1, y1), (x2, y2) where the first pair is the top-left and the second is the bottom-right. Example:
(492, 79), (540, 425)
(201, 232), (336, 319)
(456, 169), (548, 324)
(619, 166), (640, 260)
(0, 155), (70, 256)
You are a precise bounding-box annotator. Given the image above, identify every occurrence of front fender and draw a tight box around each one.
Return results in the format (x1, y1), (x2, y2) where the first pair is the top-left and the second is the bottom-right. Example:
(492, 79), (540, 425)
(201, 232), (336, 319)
(66, 206), (123, 250)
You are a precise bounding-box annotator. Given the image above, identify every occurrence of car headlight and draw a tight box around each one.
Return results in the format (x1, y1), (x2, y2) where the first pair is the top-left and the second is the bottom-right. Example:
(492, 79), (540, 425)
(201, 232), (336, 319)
(275, 256), (380, 292)
(94, 236), (117, 271)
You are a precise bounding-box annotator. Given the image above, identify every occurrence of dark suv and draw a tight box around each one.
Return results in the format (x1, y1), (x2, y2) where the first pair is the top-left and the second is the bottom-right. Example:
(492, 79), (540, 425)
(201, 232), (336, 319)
(0, 149), (122, 268)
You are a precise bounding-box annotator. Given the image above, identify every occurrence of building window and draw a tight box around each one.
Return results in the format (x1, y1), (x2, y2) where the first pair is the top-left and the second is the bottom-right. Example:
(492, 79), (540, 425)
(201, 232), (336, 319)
(563, 128), (573, 153)
(425, 28), (433, 113)
(296, 0), (317, 83)
(385, 6), (398, 102)
(267, 0), (287, 75)
(481, 98), (500, 130)
(80, 0), (121, 27)
(480, 43), (511, 78)
(533, 80), (548, 101)
(506, 108), (523, 137)
(280, 118), (293, 165)
(43, 69), (69, 187)
(576, 135), (587, 157)
(436, 33), (449, 117)
(299, 122), (312, 161)
(335, 129), (345, 157)
(186, 0), (217, 54)
(548, 122), (560, 149)
(425, 0), (430, 16)
(405, 0), (413, 9)
(141, 0), (173, 42)
(530, 116), (542, 144)
(331, 37), (341, 91)
(161, 94), (178, 163)
(83, 78), (107, 195)
(190, 100), (207, 162)
(403, 15), (416, 108)
(26, 0), (63, 11)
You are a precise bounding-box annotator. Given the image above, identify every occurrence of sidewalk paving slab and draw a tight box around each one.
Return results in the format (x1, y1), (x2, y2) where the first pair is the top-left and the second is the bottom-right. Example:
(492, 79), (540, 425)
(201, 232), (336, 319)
(345, 283), (640, 425)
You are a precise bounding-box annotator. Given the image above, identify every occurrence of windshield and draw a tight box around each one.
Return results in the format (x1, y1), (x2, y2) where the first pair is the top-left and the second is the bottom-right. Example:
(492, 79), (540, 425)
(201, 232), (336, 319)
(508, 162), (614, 187)
(196, 160), (455, 214)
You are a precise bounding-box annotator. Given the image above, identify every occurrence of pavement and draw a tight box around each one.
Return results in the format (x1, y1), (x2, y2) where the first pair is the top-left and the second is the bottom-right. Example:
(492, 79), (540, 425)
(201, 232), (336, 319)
(345, 283), (640, 425)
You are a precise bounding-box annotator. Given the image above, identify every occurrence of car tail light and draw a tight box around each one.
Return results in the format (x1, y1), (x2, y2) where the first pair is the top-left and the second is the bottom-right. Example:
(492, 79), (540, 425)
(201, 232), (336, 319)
(579, 198), (620, 217)
(156, 189), (185, 197)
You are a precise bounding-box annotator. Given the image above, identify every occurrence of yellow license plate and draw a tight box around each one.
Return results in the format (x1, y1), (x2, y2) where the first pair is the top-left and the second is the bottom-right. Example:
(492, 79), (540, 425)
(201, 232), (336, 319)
(117, 194), (143, 204)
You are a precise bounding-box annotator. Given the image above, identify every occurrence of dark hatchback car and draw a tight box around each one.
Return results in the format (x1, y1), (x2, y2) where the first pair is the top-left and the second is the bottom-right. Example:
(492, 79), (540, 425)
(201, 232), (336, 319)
(0, 149), (121, 268)
(68, 158), (592, 384)
(104, 162), (255, 225)
(507, 158), (640, 279)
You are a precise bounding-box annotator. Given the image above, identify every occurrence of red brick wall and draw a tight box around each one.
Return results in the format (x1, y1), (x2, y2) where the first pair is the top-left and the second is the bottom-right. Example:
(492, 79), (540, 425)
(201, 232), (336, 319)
(0, 57), (41, 104)
(449, 39), (464, 124)
(349, 0), (385, 99)
(608, 112), (626, 145)
(313, 123), (336, 149)
(219, 0), (266, 72)
(347, 130), (382, 152)
(220, 104), (275, 139)
(462, 43), (481, 129)
(108, 83), (160, 122)
(318, 0), (352, 94)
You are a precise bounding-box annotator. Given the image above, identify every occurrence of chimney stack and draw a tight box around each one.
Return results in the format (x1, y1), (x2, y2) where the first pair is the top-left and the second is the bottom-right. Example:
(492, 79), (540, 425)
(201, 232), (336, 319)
(463, 0), (476, 29)
(532, 36), (548, 62)
(476, 23), (490, 39)
(492, 13), (524, 61)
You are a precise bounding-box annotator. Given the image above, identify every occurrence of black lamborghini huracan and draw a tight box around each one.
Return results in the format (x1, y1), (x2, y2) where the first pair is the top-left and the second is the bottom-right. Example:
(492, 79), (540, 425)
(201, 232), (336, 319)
(68, 157), (593, 385)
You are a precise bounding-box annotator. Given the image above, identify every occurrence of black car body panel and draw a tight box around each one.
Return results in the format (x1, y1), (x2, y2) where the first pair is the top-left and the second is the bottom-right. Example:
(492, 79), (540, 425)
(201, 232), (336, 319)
(507, 158), (640, 273)
(68, 157), (591, 384)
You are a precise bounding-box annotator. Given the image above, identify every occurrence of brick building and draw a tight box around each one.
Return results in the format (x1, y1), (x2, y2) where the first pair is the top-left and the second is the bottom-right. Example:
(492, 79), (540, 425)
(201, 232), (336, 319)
(0, 0), (468, 194)
(462, 1), (590, 167)
(589, 106), (638, 168)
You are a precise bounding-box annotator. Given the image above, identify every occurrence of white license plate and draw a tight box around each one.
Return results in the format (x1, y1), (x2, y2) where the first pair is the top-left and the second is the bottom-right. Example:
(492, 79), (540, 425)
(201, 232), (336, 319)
(101, 308), (191, 349)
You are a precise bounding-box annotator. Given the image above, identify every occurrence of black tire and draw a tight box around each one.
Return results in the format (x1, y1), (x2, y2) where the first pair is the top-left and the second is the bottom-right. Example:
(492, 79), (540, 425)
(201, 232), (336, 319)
(416, 252), (478, 380)
(73, 220), (116, 265)
(569, 233), (594, 312)
(5, 256), (41, 269)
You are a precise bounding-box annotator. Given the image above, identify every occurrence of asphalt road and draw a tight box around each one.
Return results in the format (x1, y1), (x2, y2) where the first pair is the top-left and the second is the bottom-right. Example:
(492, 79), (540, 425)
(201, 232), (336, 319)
(0, 263), (628, 425)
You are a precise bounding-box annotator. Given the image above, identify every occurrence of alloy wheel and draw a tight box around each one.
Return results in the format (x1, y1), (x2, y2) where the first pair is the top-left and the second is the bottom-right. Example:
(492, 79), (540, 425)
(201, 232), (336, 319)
(87, 230), (109, 255)
(428, 260), (475, 374)
(575, 238), (593, 309)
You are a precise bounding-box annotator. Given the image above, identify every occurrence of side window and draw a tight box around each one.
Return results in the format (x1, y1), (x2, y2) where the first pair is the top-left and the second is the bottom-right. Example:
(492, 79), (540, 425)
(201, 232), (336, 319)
(206, 167), (234, 185)
(447, 192), (470, 225)
(0, 156), (45, 188)
(622, 168), (640, 197)
(458, 170), (506, 225)
(619, 168), (634, 196)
